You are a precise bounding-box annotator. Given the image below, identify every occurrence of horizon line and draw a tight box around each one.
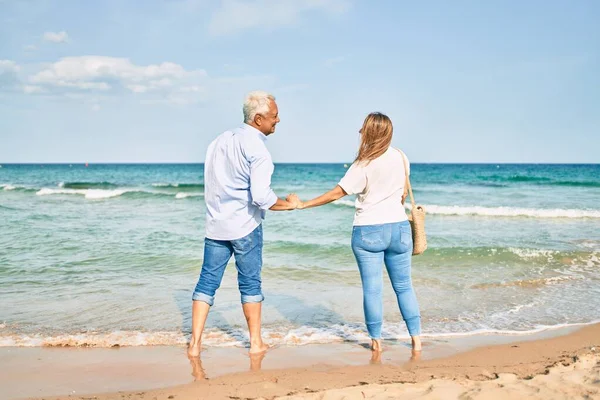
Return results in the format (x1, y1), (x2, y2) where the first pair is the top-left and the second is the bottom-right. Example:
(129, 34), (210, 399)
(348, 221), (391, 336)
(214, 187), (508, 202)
(1, 162), (599, 166)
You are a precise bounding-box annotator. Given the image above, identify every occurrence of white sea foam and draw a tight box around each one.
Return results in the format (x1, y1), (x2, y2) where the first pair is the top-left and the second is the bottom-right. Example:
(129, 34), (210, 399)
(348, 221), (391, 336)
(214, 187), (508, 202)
(175, 192), (203, 199)
(1, 184), (16, 191)
(36, 188), (134, 199)
(2, 320), (598, 348)
(334, 201), (600, 219)
(423, 205), (600, 218)
(505, 301), (539, 315)
(508, 248), (559, 259)
(0, 330), (188, 348)
(334, 199), (356, 207)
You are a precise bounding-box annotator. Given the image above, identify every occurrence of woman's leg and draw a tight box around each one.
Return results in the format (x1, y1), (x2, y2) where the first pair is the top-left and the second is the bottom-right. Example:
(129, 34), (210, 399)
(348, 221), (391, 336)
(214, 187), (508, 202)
(384, 222), (422, 350)
(352, 225), (387, 348)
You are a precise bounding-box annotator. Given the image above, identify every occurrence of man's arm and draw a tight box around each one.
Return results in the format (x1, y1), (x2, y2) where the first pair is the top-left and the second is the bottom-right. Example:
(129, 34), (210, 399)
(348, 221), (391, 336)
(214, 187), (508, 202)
(249, 148), (298, 212)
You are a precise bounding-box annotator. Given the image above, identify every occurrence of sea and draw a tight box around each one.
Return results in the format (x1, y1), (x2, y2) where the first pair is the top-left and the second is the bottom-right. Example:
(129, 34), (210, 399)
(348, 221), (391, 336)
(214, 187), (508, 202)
(1, 163), (599, 348)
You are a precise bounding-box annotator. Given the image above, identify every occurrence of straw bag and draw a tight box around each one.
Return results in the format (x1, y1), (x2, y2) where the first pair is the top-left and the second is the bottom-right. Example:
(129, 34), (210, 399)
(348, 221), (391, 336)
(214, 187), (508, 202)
(398, 149), (427, 255)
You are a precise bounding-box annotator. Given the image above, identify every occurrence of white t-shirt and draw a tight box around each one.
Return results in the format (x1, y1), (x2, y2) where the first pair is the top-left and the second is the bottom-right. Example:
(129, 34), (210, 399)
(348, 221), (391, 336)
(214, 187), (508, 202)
(338, 147), (409, 226)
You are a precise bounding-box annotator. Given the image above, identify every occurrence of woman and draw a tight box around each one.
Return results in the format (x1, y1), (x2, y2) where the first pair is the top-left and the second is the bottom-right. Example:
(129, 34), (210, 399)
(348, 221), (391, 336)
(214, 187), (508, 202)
(293, 112), (421, 353)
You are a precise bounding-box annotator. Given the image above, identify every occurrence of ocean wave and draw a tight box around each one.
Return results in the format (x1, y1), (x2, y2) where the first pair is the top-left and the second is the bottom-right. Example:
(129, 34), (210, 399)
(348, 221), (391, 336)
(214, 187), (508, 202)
(36, 188), (138, 199)
(423, 205), (600, 218)
(152, 183), (204, 191)
(58, 181), (119, 189)
(507, 248), (559, 259)
(476, 175), (600, 188)
(333, 200), (600, 219)
(506, 175), (552, 183)
(511, 177), (600, 188)
(333, 199), (355, 207)
(0, 184), (34, 192)
(175, 192), (203, 199)
(553, 180), (600, 188)
(471, 275), (581, 290)
(414, 247), (599, 269)
(35, 188), (204, 200)
(2, 320), (598, 348)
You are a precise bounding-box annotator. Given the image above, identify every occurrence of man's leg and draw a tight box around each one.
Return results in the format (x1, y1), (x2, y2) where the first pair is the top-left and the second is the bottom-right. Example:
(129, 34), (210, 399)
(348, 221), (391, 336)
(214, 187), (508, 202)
(231, 225), (267, 353)
(242, 302), (267, 353)
(188, 238), (232, 357)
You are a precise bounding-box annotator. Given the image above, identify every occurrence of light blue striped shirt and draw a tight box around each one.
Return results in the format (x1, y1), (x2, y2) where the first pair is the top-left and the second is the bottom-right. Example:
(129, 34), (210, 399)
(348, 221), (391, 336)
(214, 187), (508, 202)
(204, 124), (278, 240)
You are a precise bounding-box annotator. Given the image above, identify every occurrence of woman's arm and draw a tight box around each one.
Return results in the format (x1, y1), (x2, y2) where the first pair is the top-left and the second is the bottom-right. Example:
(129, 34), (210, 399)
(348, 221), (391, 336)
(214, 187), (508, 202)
(295, 185), (348, 210)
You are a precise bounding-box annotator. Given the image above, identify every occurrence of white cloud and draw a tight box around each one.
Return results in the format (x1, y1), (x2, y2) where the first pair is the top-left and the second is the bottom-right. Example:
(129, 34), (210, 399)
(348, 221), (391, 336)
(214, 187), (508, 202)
(4, 56), (275, 107)
(43, 31), (69, 43)
(27, 56), (209, 104)
(0, 60), (19, 73)
(91, 104), (101, 111)
(0, 60), (20, 89)
(24, 44), (38, 51)
(324, 56), (345, 68)
(209, 0), (350, 36)
(23, 85), (44, 94)
(126, 84), (148, 93)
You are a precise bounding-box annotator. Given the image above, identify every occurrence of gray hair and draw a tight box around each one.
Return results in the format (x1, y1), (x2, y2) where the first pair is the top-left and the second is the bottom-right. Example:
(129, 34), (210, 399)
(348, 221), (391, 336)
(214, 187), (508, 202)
(243, 91), (275, 123)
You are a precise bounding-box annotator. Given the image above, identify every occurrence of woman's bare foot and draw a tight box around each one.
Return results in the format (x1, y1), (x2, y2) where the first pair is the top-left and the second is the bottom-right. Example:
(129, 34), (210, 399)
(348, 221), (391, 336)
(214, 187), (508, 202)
(249, 340), (269, 354)
(189, 356), (207, 380)
(411, 336), (422, 352)
(371, 339), (382, 352)
(187, 342), (201, 358)
(249, 351), (266, 371)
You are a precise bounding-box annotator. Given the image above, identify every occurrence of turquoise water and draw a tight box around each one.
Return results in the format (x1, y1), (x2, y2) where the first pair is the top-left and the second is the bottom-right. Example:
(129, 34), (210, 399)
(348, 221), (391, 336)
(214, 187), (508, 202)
(1, 163), (599, 347)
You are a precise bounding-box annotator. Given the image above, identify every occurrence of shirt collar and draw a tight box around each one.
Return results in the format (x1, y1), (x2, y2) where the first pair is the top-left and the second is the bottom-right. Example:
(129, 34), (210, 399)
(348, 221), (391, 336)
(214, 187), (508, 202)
(243, 123), (268, 142)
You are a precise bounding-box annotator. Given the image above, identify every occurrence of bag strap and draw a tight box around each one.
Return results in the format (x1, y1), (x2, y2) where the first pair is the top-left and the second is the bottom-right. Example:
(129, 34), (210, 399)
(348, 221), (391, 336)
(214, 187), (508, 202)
(395, 148), (415, 209)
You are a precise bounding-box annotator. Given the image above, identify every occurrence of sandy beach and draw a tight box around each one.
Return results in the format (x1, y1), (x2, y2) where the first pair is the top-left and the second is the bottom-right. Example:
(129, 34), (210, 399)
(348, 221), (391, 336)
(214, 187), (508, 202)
(2, 323), (595, 400)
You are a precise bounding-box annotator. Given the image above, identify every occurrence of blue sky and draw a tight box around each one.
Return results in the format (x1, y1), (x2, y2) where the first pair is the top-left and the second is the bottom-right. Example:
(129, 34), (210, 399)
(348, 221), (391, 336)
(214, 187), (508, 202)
(1, 0), (598, 163)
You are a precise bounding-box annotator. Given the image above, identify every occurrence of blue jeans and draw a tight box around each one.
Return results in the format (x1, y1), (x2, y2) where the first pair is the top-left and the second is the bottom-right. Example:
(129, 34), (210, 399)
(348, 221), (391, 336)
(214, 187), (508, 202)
(192, 225), (264, 306)
(351, 221), (421, 338)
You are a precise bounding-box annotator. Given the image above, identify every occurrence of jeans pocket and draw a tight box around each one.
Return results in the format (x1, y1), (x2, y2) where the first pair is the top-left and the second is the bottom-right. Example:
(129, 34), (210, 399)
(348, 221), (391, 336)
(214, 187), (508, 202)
(234, 226), (261, 253)
(359, 225), (385, 250)
(400, 223), (413, 248)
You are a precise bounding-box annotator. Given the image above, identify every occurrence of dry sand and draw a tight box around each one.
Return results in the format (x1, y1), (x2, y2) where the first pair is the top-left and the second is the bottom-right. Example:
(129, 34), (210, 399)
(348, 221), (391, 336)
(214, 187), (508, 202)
(27, 323), (600, 400)
(280, 353), (600, 399)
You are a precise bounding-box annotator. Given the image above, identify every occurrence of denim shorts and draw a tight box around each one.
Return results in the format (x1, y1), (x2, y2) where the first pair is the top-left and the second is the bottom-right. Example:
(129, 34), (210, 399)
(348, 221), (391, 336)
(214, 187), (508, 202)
(192, 224), (264, 306)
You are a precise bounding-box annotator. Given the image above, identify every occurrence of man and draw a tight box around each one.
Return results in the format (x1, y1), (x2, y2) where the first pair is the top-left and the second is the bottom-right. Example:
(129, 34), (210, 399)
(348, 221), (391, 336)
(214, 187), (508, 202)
(188, 91), (299, 357)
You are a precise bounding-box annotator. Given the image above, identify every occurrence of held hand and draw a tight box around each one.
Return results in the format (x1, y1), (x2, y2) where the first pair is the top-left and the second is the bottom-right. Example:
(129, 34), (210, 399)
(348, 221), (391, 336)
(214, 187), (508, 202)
(286, 193), (304, 209)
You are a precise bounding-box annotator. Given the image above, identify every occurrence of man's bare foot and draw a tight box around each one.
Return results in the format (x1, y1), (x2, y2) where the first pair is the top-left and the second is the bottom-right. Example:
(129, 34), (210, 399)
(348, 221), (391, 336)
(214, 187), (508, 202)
(371, 339), (382, 352)
(249, 341), (269, 354)
(187, 342), (201, 358)
(410, 349), (422, 362)
(411, 336), (422, 352)
(370, 349), (382, 364)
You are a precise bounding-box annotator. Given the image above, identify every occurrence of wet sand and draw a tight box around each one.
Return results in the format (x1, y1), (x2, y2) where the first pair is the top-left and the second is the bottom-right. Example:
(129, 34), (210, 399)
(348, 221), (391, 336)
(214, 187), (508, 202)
(2, 323), (599, 400)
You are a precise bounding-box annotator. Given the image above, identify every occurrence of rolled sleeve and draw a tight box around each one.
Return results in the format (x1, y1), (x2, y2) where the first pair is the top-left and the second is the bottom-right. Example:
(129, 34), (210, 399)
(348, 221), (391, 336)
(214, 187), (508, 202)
(249, 149), (278, 210)
(338, 163), (367, 195)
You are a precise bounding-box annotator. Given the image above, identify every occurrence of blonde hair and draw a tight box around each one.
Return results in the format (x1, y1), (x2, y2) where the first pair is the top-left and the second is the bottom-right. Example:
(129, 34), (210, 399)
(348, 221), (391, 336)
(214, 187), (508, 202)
(355, 112), (393, 164)
(243, 91), (275, 123)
